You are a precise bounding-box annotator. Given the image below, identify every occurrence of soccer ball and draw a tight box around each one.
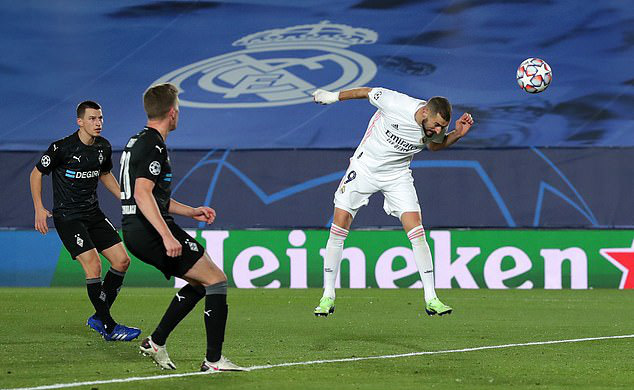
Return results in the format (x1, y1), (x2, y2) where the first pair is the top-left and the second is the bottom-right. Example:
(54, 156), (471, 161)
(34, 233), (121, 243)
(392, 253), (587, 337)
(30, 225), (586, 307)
(516, 58), (552, 93)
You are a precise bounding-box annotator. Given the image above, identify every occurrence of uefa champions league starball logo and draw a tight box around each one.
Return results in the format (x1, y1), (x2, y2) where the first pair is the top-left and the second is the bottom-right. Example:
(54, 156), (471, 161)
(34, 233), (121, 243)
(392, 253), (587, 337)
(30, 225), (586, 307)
(149, 161), (161, 176)
(151, 21), (378, 108)
(41, 155), (51, 167)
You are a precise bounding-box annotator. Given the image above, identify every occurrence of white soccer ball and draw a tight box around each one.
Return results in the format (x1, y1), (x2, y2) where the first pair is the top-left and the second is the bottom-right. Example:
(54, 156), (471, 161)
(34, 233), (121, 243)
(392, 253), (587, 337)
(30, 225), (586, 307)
(516, 58), (552, 93)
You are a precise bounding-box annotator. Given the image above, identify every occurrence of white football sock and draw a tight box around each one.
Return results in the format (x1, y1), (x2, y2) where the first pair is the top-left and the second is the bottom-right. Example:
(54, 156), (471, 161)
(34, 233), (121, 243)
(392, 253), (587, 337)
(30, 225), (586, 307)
(323, 223), (348, 299)
(408, 225), (437, 302)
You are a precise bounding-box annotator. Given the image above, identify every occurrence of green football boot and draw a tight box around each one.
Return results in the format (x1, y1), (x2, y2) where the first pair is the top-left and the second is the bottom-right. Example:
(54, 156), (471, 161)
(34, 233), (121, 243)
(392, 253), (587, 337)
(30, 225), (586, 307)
(425, 297), (453, 316)
(313, 297), (335, 317)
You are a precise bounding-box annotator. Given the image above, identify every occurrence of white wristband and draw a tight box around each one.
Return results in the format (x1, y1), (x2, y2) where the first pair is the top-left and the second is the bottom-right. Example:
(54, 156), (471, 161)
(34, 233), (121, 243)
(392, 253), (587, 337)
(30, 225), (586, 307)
(312, 89), (339, 105)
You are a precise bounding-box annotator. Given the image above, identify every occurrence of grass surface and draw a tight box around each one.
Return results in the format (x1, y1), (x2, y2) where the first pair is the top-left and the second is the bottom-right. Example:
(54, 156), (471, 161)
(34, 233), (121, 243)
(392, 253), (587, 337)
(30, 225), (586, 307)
(1, 288), (633, 389)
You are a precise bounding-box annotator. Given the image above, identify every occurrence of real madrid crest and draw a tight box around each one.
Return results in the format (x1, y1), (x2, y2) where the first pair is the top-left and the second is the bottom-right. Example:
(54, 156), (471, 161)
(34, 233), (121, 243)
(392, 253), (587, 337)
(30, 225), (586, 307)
(152, 21), (378, 108)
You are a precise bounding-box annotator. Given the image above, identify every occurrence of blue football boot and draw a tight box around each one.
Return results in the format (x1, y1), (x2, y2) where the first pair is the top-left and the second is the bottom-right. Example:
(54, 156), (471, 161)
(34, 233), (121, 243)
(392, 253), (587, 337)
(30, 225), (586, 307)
(86, 314), (106, 336)
(104, 324), (142, 341)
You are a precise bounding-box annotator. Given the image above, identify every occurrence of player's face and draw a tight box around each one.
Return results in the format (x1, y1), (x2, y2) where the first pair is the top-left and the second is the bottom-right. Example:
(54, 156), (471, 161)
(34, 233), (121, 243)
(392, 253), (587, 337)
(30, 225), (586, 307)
(77, 108), (104, 137)
(422, 112), (448, 137)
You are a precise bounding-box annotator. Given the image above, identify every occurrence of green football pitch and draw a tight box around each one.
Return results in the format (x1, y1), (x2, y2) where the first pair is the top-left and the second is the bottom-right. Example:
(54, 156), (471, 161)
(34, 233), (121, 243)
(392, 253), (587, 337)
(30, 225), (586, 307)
(1, 288), (633, 389)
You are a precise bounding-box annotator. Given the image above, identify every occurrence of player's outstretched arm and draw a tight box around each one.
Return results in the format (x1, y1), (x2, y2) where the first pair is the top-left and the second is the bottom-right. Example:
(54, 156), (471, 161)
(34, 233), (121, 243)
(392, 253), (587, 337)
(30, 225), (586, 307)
(427, 113), (474, 151)
(99, 172), (121, 200)
(134, 178), (182, 257)
(29, 167), (51, 234)
(312, 87), (372, 104)
(168, 199), (216, 225)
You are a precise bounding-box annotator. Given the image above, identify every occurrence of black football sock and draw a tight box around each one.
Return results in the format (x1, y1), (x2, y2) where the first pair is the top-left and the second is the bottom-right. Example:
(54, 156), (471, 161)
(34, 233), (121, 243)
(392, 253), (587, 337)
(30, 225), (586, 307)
(151, 284), (205, 346)
(86, 278), (117, 333)
(204, 281), (228, 362)
(102, 268), (126, 308)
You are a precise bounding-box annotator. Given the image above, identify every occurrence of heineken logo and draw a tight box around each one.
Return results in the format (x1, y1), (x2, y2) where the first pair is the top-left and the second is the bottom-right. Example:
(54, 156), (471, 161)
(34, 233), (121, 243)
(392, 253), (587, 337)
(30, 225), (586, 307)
(170, 230), (634, 290)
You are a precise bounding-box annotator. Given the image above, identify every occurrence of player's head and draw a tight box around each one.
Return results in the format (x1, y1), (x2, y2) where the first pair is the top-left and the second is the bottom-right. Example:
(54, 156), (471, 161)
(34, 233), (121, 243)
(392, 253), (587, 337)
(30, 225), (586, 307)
(76, 100), (103, 137)
(143, 83), (179, 131)
(422, 97), (451, 137)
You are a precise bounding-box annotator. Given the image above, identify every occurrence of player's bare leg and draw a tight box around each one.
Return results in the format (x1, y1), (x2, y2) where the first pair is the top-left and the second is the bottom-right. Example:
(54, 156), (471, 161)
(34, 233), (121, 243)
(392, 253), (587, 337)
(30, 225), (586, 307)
(315, 207), (353, 317)
(182, 252), (226, 286)
(76, 249), (103, 280)
(401, 211), (452, 316)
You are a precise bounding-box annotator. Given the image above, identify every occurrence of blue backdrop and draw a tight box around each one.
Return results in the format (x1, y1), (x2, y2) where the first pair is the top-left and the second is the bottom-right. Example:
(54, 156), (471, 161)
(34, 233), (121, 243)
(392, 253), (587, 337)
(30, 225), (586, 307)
(0, 0), (632, 150)
(1, 1), (632, 229)
(3, 147), (632, 229)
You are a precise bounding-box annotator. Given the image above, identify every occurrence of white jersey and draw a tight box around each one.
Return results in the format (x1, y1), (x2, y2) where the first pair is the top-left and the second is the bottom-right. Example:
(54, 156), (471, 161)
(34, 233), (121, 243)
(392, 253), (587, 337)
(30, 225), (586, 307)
(353, 88), (446, 175)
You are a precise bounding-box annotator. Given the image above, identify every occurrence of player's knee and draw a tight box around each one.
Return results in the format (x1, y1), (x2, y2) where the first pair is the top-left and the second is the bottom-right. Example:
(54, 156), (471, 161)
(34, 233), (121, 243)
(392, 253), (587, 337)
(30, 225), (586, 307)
(200, 272), (227, 287)
(400, 211), (422, 229)
(199, 254), (227, 286)
(115, 255), (131, 272)
(103, 244), (131, 272)
(333, 208), (353, 229)
(208, 263), (227, 284)
(215, 273), (228, 284)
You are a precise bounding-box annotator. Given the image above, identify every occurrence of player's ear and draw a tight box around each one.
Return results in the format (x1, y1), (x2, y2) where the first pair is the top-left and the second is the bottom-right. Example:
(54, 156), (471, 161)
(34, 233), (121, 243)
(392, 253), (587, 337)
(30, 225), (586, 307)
(76, 117), (83, 127)
(420, 105), (429, 119)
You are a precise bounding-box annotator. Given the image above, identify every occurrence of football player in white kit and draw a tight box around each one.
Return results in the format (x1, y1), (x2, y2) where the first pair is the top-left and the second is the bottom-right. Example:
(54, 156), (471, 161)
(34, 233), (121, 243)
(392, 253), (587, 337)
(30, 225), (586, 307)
(312, 87), (474, 317)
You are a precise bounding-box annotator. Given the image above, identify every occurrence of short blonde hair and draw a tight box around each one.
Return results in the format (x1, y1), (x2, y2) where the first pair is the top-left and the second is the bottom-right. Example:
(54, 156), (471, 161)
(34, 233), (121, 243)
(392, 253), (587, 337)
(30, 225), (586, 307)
(143, 83), (179, 120)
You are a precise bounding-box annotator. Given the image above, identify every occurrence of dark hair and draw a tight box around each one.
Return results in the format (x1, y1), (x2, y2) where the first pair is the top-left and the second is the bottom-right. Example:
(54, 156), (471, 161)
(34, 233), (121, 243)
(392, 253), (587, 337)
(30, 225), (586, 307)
(76, 101), (101, 118)
(143, 83), (179, 120)
(427, 96), (451, 122)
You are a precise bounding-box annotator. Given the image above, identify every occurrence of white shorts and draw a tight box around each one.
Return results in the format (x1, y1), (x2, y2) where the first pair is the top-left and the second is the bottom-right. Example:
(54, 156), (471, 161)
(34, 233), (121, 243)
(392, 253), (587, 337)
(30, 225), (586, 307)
(333, 159), (421, 219)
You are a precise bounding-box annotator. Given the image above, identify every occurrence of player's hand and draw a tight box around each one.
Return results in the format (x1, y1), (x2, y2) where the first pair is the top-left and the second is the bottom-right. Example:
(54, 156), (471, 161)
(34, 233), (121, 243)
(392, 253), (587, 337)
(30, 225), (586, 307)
(455, 113), (474, 138)
(192, 206), (216, 225)
(34, 207), (52, 235)
(312, 89), (339, 105)
(163, 235), (182, 258)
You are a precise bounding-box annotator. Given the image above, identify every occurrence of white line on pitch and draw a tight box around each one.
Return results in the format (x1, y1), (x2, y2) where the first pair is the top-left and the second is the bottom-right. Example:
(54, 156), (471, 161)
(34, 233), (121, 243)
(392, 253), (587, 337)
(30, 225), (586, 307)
(5, 334), (634, 390)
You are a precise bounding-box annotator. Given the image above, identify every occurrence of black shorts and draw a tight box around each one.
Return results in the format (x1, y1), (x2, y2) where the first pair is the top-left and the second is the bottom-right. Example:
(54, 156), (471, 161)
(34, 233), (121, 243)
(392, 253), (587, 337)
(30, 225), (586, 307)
(54, 213), (122, 259)
(122, 222), (205, 280)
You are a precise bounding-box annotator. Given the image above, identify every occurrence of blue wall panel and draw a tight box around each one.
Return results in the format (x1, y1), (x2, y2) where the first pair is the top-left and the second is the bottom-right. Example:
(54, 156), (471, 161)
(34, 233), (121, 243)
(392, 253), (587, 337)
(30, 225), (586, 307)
(3, 148), (632, 229)
(0, 231), (61, 286)
(0, 0), (632, 150)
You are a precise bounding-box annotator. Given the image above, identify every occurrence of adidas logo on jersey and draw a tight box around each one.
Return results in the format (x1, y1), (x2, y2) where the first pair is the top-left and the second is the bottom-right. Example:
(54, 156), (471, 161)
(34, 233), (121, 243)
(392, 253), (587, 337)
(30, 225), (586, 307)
(391, 123), (399, 130)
